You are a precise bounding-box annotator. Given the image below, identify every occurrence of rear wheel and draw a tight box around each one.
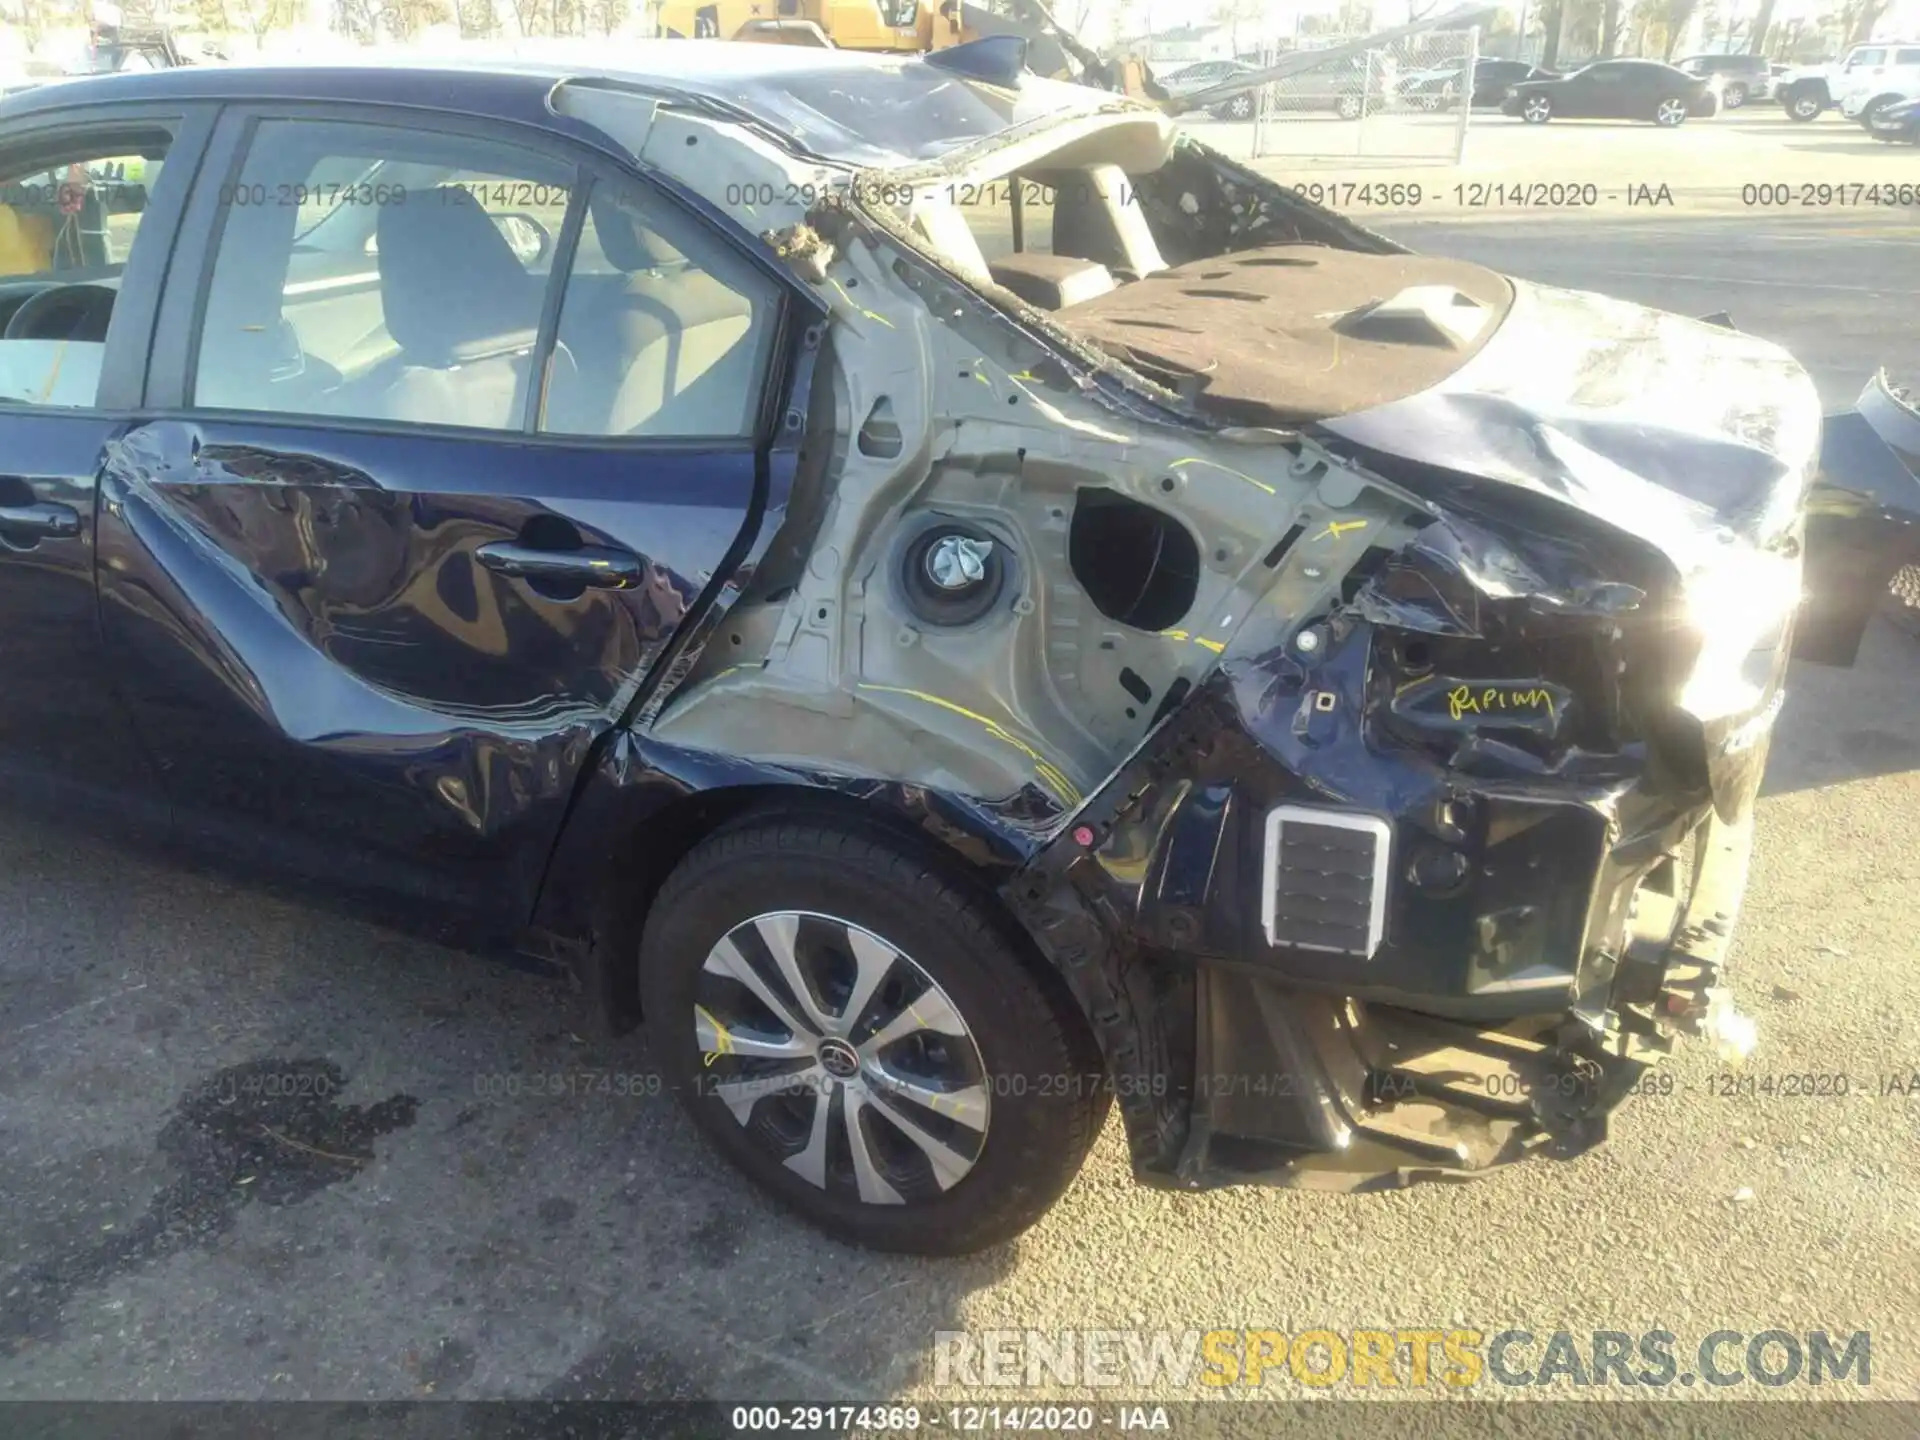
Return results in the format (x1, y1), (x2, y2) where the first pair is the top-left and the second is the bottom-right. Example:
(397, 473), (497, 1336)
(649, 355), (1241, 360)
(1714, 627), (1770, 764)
(1336, 92), (1364, 120)
(1654, 96), (1690, 127)
(641, 817), (1109, 1255)
(1225, 91), (1255, 121)
(1723, 81), (1748, 108)
(1521, 93), (1553, 123)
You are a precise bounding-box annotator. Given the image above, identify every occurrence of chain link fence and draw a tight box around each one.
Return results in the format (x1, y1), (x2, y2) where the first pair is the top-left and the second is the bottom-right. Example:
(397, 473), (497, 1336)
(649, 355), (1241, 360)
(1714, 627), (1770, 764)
(1238, 29), (1480, 165)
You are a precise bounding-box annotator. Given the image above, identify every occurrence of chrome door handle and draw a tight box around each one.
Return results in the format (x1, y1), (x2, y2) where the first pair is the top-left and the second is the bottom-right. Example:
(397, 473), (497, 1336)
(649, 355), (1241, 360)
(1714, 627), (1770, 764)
(474, 541), (643, 590)
(0, 501), (81, 540)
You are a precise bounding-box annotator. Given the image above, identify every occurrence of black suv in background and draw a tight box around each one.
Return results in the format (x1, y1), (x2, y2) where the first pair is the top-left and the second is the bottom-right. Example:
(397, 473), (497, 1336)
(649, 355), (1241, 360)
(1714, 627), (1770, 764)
(1675, 52), (1771, 107)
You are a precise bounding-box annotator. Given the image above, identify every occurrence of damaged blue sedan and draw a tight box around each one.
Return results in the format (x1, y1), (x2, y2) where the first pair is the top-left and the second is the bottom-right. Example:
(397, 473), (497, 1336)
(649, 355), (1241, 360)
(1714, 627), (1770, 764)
(2, 41), (1915, 1254)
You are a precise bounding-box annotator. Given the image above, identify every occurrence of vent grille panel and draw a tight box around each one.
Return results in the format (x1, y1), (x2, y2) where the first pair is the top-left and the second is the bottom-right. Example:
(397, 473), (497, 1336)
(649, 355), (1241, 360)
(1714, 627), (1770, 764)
(1262, 808), (1392, 957)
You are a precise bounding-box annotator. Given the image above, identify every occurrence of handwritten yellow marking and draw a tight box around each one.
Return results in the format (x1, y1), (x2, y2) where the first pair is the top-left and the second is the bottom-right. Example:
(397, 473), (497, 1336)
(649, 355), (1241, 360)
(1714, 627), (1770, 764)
(1446, 684), (1557, 723)
(1160, 629), (1227, 655)
(827, 279), (895, 328)
(1169, 457), (1277, 497)
(1313, 519), (1369, 542)
(856, 684), (1083, 805)
(694, 1005), (734, 1067)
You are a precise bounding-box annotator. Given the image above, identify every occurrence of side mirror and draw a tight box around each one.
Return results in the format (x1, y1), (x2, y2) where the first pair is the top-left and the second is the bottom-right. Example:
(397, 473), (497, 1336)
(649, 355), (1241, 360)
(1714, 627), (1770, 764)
(492, 212), (552, 267)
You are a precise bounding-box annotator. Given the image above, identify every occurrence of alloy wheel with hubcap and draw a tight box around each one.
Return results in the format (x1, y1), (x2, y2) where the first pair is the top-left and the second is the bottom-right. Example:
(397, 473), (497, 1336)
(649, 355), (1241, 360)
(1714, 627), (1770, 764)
(641, 817), (1110, 1254)
(1336, 92), (1364, 120)
(1228, 92), (1254, 120)
(692, 910), (990, 1205)
(1655, 97), (1689, 127)
(1724, 82), (1748, 108)
(1788, 92), (1824, 120)
(1522, 94), (1553, 123)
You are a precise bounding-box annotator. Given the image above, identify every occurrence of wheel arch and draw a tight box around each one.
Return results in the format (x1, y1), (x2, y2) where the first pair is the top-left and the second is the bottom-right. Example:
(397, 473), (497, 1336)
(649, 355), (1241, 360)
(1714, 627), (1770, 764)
(533, 732), (1084, 1040)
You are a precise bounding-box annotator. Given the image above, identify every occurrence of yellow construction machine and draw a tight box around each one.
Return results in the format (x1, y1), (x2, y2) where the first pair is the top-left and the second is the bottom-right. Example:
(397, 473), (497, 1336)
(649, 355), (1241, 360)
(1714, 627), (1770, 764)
(654, 0), (1097, 82)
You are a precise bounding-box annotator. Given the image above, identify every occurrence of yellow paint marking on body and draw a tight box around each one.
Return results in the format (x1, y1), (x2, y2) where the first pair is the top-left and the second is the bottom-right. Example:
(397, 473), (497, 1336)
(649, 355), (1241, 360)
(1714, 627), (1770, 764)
(856, 684), (1084, 806)
(828, 279), (895, 328)
(1314, 519), (1369, 542)
(1446, 684), (1556, 723)
(1169, 457), (1278, 497)
(1160, 628), (1227, 655)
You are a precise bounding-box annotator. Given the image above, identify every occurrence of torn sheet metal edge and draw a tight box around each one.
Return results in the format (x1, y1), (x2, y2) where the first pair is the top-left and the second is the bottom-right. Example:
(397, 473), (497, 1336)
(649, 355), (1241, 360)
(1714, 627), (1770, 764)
(1004, 636), (1761, 1191)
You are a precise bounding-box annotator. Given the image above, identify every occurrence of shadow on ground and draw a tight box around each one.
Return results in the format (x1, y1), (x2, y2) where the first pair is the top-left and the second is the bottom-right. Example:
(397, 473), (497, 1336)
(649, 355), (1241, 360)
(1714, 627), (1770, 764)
(0, 815), (1016, 1401)
(1765, 613), (1920, 796)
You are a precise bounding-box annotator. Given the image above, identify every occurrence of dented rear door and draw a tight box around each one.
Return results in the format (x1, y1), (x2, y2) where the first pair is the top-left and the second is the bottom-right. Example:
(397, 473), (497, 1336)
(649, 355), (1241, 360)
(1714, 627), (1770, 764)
(96, 104), (794, 924)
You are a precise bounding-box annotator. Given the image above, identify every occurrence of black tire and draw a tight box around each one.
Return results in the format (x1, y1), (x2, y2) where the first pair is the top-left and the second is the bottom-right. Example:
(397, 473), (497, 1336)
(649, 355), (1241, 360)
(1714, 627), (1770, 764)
(1226, 91), (1255, 121)
(1335, 92), (1364, 120)
(1520, 92), (1553, 123)
(1723, 81), (1748, 108)
(1860, 96), (1902, 128)
(1785, 88), (1825, 120)
(1653, 95), (1690, 127)
(641, 816), (1109, 1255)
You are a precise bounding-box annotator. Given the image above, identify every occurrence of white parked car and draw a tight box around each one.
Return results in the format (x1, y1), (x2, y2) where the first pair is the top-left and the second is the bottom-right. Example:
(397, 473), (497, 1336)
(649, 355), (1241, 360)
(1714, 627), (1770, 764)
(1832, 42), (1920, 125)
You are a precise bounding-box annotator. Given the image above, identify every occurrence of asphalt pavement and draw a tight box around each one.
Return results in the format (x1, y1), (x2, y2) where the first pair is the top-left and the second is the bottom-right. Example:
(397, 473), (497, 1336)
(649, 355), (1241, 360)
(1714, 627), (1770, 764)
(3, 214), (1919, 1430)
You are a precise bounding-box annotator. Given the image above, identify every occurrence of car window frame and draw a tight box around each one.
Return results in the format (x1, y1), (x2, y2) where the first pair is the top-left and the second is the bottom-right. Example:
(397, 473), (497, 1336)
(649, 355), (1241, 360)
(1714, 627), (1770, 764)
(148, 100), (818, 455)
(0, 100), (215, 414)
(538, 168), (792, 444)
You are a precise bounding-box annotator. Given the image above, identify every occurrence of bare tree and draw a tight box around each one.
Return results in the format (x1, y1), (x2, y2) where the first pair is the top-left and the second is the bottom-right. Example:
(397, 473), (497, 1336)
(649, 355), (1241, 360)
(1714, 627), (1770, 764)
(1659, 0), (1696, 57)
(1537, 0), (1565, 67)
(1563, 0), (1606, 58)
(229, 0), (301, 49)
(1600, 0), (1622, 55)
(1210, 0), (1264, 52)
(1845, 0), (1888, 42)
(14, 0), (88, 47)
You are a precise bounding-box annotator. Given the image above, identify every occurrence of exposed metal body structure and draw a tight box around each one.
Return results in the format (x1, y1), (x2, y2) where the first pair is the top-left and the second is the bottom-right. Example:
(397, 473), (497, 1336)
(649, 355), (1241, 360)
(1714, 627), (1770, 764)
(3, 47), (1915, 1197)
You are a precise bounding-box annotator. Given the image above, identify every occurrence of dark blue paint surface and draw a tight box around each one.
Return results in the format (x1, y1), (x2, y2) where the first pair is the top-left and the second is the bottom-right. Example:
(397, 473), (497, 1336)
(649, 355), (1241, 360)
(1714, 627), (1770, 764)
(94, 417), (755, 921)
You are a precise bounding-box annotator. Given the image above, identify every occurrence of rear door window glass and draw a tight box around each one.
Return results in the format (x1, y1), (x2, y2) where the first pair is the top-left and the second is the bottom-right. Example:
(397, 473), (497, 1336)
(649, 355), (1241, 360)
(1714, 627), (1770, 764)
(539, 175), (782, 440)
(192, 118), (574, 432)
